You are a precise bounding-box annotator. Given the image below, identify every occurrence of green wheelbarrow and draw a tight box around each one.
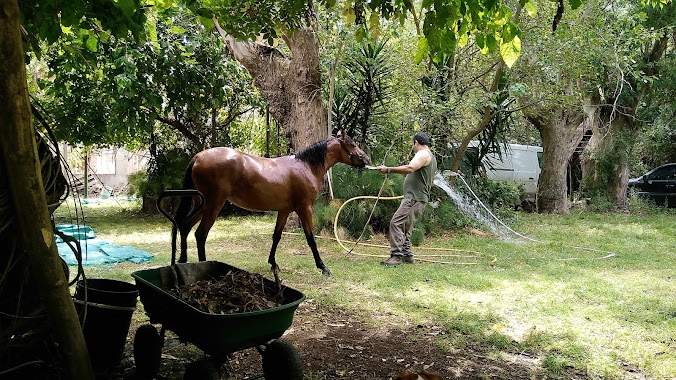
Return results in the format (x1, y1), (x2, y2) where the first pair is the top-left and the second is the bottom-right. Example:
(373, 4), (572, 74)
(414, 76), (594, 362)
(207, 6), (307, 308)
(131, 190), (306, 380)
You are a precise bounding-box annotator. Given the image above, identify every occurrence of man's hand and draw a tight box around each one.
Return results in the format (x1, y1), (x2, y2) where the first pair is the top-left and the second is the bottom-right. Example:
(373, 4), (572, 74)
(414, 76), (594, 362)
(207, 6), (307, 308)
(376, 165), (389, 174)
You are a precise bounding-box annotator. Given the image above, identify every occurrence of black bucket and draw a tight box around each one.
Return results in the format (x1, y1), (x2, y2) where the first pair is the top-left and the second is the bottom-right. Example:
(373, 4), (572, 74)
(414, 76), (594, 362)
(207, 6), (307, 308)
(74, 279), (138, 372)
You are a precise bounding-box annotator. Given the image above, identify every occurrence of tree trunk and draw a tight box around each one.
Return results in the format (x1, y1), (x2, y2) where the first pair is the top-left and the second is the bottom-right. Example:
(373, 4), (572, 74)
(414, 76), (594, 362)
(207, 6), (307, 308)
(214, 19), (326, 151)
(586, 114), (633, 210)
(0, 1), (94, 378)
(579, 96), (599, 195)
(525, 109), (585, 213)
(449, 60), (504, 184)
(581, 32), (671, 210)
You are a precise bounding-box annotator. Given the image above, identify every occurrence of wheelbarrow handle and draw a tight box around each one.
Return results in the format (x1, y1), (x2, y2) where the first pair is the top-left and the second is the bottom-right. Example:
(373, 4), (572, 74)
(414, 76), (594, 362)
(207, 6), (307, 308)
(156, 190), (205, 230)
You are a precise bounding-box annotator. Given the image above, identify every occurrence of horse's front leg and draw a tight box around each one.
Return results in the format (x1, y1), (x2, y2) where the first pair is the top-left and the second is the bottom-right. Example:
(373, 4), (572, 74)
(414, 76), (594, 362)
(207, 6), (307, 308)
(297, 206), (331, 276)
(269, 211), (290, 286)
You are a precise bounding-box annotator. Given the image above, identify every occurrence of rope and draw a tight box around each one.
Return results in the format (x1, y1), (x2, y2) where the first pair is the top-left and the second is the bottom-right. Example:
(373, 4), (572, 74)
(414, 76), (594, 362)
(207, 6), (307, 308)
(338, 171), (391, 255)
(324, 172), (616, 264)
(331, 192), (489, 265)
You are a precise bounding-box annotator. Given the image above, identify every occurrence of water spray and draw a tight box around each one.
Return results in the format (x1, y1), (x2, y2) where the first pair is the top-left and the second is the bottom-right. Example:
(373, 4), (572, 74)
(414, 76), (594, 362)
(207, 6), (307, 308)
(435, 172), (616, 260)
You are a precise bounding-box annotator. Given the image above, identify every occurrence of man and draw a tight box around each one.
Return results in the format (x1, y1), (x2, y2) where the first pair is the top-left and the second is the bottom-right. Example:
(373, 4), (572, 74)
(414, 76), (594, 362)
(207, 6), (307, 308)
(376, 132), (437, 265)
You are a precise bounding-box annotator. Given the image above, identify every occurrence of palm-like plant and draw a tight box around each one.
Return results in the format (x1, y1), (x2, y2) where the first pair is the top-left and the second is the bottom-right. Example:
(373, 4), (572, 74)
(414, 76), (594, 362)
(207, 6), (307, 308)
(332, 38), (394, 145)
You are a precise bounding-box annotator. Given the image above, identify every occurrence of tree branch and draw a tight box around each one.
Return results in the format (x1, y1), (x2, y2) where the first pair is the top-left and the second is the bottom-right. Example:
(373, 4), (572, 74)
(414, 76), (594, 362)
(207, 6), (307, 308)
(148, 107), (203, 149)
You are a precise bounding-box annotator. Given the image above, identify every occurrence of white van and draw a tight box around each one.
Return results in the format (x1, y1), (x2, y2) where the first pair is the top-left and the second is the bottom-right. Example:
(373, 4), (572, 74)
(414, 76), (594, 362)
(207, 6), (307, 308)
(462, 142), (543, 200)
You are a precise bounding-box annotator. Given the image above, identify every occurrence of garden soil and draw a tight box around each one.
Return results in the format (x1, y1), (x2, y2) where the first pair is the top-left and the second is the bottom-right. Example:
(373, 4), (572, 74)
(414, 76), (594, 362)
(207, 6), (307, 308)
(106, 300), (588, 380)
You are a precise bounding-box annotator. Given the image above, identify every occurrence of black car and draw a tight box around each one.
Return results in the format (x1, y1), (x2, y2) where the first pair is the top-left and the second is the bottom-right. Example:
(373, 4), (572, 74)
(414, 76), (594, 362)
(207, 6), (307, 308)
(628, 163), (676, 207)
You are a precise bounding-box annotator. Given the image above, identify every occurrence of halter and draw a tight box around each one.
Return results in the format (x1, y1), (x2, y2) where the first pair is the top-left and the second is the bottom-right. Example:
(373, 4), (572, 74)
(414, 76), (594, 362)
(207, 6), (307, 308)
(337, 137), (366, 166)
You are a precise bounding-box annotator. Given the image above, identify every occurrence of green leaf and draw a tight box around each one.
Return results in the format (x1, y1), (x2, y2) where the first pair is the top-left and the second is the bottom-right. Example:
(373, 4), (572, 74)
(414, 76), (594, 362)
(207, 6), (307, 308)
(476, 34), (485, 49)
(156, 0), (176, 9)
(368, 11), (380, 30)
(45, 22), (62, 44)
(500, 35), (521, 68)
(355, 26), (365, 42)
(486, 34), (497, 52)
(60, 4), (81, 27)
(458, 32), (469, 48)
(147, 18), (159, 50)
(501, 24), (519, 43)
(198, 16), (214, 30)
(415, 37), (429, 64)
(524, 1), (537, 17)
(86, 35), (99, 52)
(568, 0), (582, 9)
(343, 7), (356, 24)
(170, 26), (186, 34)
(485, 0), (499, 11)
(114, 0), (137, 18)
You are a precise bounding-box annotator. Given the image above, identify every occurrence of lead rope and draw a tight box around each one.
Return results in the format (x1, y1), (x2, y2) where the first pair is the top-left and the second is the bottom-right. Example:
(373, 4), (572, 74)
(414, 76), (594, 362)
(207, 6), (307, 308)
(339, 141), (396, 256)
(332, 166), (488, 265)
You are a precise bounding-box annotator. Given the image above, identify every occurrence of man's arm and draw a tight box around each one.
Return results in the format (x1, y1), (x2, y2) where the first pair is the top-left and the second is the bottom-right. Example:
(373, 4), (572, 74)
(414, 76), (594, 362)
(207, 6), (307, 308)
(377, 150), (431, 175)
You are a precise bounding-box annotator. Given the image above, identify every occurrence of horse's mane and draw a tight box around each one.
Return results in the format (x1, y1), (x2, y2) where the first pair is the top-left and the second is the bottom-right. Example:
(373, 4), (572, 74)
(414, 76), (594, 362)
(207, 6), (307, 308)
(295, 139), (328, 169)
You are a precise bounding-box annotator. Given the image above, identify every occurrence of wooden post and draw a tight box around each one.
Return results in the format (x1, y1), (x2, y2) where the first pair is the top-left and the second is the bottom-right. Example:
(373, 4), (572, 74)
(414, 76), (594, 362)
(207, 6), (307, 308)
(265, 106), (270, 158)
(0, 1), (95, 379)
(84, 149), (89, 198)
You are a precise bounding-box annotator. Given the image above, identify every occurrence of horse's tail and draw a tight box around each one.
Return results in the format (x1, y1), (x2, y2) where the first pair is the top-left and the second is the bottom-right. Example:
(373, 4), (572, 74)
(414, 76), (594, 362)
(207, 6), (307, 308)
(171, 158), (196, 261)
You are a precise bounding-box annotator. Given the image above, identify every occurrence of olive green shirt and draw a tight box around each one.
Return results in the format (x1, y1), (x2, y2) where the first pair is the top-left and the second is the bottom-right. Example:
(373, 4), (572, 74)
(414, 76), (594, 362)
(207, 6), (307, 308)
(403, 153), (437, 203)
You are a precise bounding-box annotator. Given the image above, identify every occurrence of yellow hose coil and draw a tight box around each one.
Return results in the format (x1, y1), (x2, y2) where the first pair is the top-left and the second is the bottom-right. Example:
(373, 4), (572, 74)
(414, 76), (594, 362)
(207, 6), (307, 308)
(331, 194), (493, 265)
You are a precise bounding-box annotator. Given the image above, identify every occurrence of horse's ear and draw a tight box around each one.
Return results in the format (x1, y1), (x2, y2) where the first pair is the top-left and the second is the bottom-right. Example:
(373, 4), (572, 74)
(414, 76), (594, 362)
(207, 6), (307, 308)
(340, 128), (346, 141)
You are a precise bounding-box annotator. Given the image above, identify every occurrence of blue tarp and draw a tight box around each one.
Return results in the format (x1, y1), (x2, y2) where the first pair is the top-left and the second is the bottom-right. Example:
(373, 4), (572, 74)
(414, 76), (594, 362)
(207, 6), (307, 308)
(56, 224), (154, 265)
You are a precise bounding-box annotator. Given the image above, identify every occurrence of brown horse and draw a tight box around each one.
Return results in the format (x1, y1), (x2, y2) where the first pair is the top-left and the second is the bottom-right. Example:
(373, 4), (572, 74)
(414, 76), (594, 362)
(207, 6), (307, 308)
(172, 133), (370, 281)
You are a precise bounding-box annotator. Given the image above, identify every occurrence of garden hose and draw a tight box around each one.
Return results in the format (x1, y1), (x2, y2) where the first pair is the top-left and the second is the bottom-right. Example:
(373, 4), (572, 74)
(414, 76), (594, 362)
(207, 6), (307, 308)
(327, 171), (615, 265)
(447, 173), (617, 260)
(331, 194), (487, 265)
(330, 169), (489, 265)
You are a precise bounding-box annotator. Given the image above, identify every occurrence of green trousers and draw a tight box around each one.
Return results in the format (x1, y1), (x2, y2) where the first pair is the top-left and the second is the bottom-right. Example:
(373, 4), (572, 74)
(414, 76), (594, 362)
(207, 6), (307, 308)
(389, 198), (426, 257)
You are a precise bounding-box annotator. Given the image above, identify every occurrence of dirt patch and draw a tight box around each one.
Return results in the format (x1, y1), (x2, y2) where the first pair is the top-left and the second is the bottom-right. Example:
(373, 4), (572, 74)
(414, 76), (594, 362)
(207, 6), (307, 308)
(223, 305), (582, 380)
(103, 301), (587, 380)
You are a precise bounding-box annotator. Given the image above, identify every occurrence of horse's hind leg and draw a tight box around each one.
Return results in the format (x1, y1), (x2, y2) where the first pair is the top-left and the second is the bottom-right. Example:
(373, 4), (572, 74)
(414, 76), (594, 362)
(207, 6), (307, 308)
(178, 210), (201, 263)
(194, 197), (226, 262)
(297, 206), (331, 276)
(268, 211), (290, 285)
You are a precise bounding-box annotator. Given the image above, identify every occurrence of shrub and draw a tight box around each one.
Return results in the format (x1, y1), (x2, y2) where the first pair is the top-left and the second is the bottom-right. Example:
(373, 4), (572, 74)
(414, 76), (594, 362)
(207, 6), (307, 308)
(410, 227), (425, 246)
(314, 164), (403, 238)
(471, 178), (524, 209)
(127, 147), (191, 198)
(417, 190), (472, 235)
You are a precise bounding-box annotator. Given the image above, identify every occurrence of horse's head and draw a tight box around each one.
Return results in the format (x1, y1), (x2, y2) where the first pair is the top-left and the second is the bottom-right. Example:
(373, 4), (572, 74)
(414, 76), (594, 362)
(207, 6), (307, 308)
(336, 131), (370, 168)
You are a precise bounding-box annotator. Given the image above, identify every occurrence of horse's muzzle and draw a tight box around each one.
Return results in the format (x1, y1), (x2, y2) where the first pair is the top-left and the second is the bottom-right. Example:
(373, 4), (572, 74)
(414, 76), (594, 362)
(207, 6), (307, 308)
(358, 154), (371, 167)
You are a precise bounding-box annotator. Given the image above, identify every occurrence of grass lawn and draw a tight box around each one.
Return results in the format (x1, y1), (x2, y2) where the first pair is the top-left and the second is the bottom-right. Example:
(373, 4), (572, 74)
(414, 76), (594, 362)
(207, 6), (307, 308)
(54, 199), (676, 379)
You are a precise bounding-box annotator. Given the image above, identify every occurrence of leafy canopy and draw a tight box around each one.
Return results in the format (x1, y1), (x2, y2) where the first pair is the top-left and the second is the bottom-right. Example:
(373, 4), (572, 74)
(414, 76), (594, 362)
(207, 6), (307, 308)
(38, 8), (262, 148)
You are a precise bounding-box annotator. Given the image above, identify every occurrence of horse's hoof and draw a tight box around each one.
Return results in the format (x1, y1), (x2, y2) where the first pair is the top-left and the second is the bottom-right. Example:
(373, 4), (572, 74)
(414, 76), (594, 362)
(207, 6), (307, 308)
(321, 267), (332, 277)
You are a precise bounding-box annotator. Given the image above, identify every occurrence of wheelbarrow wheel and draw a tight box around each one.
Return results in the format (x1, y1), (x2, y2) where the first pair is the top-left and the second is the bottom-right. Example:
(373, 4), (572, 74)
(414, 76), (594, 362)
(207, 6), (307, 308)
(134, 324), (162, 379)
(260, 339), (303, 380)
(183, 360), (220, 380)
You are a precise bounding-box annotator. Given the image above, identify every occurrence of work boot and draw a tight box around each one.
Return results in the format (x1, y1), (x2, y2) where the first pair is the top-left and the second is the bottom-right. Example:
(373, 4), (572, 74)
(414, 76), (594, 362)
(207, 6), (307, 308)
(402, 255), (415, 264)
(381, 256), (404, 266)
